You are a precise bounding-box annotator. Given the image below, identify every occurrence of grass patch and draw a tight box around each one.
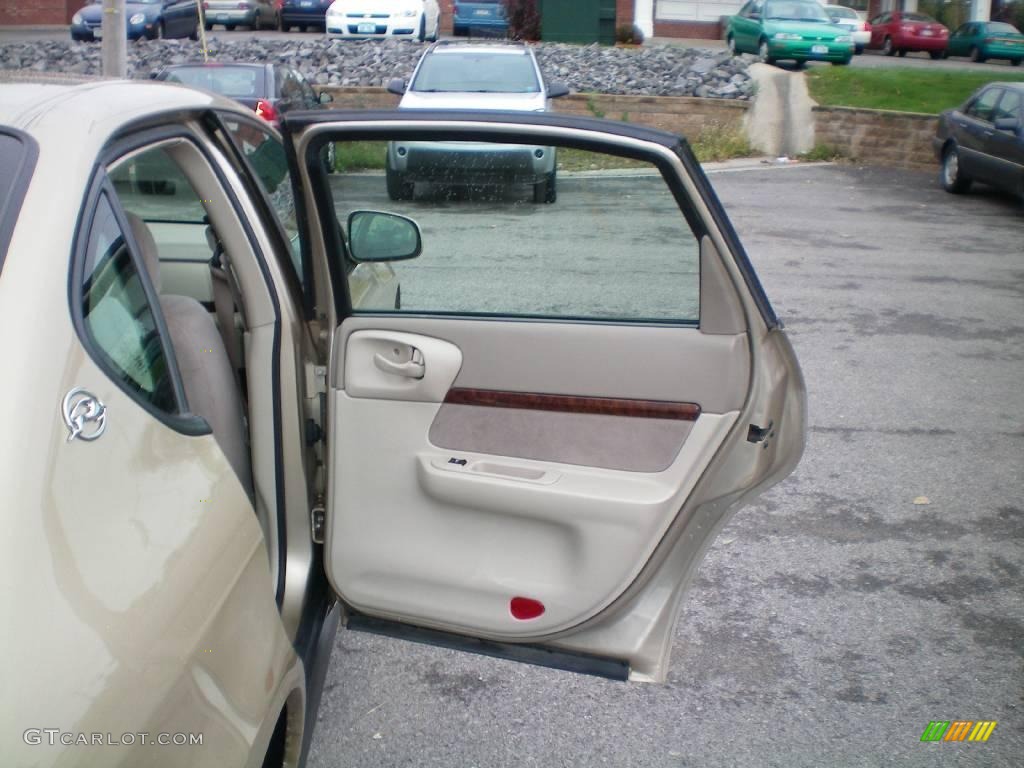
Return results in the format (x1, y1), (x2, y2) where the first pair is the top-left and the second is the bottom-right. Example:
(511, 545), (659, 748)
(331, 134), (754, 176)
(557, 148), (648, 171)
(689, 124), (755, 163)
(334, 141), (387, 171)
(799, 143), (844, 162)
(806, 67), (1024, 114)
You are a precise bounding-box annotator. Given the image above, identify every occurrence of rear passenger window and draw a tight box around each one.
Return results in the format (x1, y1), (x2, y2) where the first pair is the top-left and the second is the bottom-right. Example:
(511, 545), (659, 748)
(81, 193), (176, 412)
(330, 141), (701, 323)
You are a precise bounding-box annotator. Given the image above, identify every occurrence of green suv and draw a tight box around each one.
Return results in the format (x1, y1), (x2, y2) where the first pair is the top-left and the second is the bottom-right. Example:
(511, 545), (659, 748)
(727, 0), (854, 66)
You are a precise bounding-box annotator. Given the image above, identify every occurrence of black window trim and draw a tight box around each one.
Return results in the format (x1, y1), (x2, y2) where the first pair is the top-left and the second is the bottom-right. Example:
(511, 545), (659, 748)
(0, 126), (39, 277)
(70, 171), (207, 436)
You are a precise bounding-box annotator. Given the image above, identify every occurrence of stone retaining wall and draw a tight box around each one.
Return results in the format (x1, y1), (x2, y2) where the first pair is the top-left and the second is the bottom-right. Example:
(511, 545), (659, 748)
(317, 87), (941, 172)
(317, 86), (751, 140)
(813, 106), (938, 171)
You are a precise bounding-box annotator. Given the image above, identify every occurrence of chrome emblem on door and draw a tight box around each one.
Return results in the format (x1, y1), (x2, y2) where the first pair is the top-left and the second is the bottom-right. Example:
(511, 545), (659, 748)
(61, 388), (107, 443)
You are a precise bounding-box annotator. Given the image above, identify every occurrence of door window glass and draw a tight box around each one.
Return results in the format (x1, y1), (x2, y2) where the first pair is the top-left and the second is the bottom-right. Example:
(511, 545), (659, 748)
(330, 140), (700, 323)
(994, 90), (1021, 125)
(221, 117), (304, 282)
(967, 88), (1002, 122)
(81, 193), (177, 412)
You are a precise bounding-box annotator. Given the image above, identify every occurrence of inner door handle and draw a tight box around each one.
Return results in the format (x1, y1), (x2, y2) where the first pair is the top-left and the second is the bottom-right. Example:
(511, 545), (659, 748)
(374, 348), (425, 379)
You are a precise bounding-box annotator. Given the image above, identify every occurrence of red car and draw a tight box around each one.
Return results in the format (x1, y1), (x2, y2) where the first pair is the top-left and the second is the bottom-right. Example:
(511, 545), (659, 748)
(868, 10), (949, 58)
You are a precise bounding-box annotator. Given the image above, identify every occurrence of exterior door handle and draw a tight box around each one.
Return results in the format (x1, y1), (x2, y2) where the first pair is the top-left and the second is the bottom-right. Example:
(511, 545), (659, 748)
(374, 348), (425, 379)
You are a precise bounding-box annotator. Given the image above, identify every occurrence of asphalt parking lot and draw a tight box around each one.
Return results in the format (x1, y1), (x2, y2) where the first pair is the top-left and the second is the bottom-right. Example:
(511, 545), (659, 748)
(308, 162), (1023, 767)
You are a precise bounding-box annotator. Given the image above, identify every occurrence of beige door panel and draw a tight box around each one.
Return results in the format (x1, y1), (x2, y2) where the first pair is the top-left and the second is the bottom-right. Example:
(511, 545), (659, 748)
(327, 315), (747, 639)
(335, 316), (749, 414)
(326, 380), (738, 638)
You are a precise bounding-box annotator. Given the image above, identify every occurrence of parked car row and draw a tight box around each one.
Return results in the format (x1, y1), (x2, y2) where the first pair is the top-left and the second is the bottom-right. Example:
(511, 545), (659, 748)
(869, 13), (1023, 64)
(70, 0), (509, 41)
(725, 0), (1024, 67)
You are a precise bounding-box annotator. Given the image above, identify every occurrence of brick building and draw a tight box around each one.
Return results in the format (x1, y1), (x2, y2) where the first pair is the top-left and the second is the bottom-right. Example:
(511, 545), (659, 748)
(0, 0), (87, 25)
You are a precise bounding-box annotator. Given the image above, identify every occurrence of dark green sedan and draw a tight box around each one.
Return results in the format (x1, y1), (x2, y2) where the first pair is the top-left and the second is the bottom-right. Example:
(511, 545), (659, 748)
(727, 0), (854, 66)
(946, 21), (1024, 65)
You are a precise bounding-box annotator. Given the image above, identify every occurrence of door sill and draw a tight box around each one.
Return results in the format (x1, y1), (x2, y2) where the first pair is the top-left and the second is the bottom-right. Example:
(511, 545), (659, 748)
(345, 610), (630, 681)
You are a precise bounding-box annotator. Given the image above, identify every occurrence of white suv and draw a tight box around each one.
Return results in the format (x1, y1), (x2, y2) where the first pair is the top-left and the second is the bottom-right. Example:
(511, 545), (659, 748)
(384, 42), (569, 203)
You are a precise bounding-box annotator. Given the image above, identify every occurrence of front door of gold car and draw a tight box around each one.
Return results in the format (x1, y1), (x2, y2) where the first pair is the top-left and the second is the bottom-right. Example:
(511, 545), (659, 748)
(283, 112), (806, 683)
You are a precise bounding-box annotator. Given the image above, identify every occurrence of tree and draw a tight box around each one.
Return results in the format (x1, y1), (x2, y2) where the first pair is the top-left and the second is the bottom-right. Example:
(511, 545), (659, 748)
(503, 0), (541, 41)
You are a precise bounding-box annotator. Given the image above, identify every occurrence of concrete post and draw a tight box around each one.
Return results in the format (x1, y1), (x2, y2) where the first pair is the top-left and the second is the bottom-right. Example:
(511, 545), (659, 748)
(101, 0), (126, 79)
(969, 0), (990, 22)
(744, 64), (815, 158)
(635, 0), (654, 38)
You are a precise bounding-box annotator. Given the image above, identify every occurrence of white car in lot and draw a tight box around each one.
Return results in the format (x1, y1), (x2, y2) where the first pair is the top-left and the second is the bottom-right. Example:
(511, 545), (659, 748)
(822, 4), (871, 53)
(384, 42), (570, 202)
(1, 76), (804, 767)
(326, 0), (440, 40)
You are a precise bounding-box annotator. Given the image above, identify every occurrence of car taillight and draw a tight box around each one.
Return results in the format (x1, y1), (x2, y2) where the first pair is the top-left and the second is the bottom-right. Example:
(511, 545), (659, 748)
(255, 99), (278, 123)
(202, 1), (209, 7)
(238, 1), (250, 7)
(983, 37), (995, 43)
(862, 22), (870, 31)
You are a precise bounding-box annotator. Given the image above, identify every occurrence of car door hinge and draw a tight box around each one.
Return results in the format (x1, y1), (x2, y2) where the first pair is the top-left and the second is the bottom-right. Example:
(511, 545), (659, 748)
(311, 500), (325, 545)
(747, 420), (775, 445)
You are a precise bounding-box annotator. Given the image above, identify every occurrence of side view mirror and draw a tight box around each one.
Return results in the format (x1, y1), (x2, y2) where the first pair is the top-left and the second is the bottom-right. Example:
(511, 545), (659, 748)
(994, 116), (1018, 133)
(319, 92), (334, 104)
(347, 211), (422, 263)
(386, 78), (407, 96)
(546, 82), (570, 99)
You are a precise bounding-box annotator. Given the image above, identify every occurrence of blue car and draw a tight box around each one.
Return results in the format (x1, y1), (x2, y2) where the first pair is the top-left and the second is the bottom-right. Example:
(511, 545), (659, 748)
(279, 0), (333, 31)
(70, 0), (200, 41)
(453, 0), (507, 37)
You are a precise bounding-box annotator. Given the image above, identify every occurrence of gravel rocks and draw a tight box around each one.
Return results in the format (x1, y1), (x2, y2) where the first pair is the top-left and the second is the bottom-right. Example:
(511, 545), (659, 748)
(0, 37), (755, 100)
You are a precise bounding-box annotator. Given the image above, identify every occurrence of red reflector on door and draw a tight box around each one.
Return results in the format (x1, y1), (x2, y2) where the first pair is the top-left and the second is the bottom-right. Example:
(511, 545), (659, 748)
(510, 597), (545, 620)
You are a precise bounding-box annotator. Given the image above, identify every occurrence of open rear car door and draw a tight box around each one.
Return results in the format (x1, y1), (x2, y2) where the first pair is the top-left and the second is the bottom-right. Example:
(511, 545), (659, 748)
(283, 111), (806, 682)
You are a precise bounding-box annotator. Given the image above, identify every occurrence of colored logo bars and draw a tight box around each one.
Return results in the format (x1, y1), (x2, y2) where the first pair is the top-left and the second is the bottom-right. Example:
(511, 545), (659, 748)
(921, 721), (997, 742)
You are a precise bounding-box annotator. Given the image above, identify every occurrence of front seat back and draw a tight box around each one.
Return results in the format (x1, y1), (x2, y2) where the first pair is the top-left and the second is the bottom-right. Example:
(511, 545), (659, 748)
(127, 213), (253, 497)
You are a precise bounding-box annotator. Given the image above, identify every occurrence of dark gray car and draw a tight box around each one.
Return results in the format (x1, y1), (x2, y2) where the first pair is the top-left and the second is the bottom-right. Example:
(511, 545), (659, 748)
(934, 82), (1024, 200)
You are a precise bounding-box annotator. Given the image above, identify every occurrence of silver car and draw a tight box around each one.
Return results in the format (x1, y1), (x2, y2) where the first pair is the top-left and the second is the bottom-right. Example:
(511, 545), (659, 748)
(384, 42), (570, 203)
(202, 0), (278, 30)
